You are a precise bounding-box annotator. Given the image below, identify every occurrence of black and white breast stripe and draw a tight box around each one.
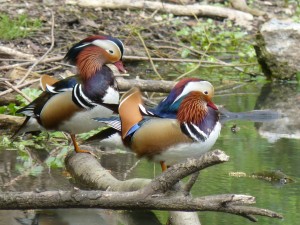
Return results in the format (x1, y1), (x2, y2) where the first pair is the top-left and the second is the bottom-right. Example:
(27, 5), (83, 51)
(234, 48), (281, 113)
(46, 84), (73, 94)
(139, 104), (155, 116)
(72, 84), (98, 109)
(181, 122), (208, 142)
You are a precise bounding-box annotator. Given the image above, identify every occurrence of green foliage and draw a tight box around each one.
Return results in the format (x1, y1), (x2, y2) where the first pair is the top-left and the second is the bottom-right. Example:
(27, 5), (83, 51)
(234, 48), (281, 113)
(16, 88), (43, 105)
(0, 103), (20, 115)
(45, 146), (69, 168)
(296, 72), (300, 82)
(176, 19), (252, 55)
(0, 130), (69, 175)
(0, 13), (42, 40)
(293, 5), (300, 22)
(15, 150), (44, 176)
(0, 88), (42, 115)
(174, 19), (260, 81)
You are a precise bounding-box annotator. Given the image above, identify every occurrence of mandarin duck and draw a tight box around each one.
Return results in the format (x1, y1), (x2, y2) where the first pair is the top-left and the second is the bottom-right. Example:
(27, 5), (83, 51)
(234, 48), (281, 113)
(94, 78), (221, 171)
(13, 35), (126, 154)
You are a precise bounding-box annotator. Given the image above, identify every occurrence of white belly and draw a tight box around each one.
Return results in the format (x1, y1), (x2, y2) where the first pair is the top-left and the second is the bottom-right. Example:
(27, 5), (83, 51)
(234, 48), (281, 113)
(58, 105), (114, 134)
(97, 132), (127, 150)
(153, 122), (221, 165)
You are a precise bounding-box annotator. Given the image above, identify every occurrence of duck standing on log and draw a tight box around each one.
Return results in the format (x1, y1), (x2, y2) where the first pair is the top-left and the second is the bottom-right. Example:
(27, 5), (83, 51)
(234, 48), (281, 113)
(95, 78), (221, 171)
(13, 35), (126, 154)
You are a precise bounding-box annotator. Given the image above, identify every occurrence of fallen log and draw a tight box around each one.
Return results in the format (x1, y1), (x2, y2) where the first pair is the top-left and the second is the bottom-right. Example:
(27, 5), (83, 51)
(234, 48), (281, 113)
(66, 0), (253, 27)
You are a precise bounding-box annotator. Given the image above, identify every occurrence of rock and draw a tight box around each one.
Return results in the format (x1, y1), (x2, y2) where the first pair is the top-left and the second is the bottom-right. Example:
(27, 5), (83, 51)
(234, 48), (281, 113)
(254, 19), (300, 80)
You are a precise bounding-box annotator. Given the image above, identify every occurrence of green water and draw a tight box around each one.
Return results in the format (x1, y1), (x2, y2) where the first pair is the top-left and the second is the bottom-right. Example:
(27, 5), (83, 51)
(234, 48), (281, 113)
(0, 82), (299, 224)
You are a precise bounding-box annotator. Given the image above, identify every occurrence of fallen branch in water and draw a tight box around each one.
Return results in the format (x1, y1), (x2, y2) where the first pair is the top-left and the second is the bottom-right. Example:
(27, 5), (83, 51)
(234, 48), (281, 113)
(0, 150), (282, 222)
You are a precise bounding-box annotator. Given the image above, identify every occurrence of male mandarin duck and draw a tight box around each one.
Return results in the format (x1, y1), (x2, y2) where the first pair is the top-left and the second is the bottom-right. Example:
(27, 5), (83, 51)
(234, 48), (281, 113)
(13, 35), (126, 154)
(94, 78), (221, 171)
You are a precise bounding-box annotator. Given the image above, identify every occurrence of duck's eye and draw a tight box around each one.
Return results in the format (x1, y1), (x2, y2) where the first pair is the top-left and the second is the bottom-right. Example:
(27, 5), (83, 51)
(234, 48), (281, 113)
(204, 91), (208, 95)
(107, 49), (114, 54)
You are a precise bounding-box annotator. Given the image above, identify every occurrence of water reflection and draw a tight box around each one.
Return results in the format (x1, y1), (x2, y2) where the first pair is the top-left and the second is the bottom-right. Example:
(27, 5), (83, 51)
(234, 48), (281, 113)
(255, 83), (300, 142)
(0, 209), (162, 225)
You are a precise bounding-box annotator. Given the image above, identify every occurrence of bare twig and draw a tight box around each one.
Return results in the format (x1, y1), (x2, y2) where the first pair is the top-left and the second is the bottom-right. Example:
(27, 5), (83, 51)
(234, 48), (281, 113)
(136, 31), (163, 80)
(35, 65), (62, 73)
(0, 56), (63, 71)
(3, 81), (32, 102)
(183, 171), (200, 195)
(0, 46), (36, 61)
(157, 40), (259, 76)
(123, 159), (141, 180)
(124, 55), (257, 67)
(17, 10), (55, 85)
(176, 61), (202, 81)
(175, 42), (212, 81)
(0, 79), (40, 97)
(141, 150), (229, 196)
(0, 58), (33, 62)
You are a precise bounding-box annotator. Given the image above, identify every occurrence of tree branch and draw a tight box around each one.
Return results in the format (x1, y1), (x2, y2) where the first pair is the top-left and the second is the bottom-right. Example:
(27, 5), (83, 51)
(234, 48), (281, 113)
(116, 77), (175, 93)
(0, 150), (283, 221)
(65, 151), (151, 192)
(183, 171), (200, 195)
(0, 190), (282, 220)
(141, 150), (229, 196)
(0, 46), (36, 61)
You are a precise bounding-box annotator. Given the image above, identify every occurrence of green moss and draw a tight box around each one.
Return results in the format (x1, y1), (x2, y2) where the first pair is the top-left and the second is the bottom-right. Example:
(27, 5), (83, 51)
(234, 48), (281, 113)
(0, 13), (42, 40)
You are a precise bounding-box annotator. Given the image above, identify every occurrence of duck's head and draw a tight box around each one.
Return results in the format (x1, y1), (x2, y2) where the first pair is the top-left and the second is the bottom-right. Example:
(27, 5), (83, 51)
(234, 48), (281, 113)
(64, 35), (126, 80)
(154, 78), (217, 115)
(176, 79), (218, 124)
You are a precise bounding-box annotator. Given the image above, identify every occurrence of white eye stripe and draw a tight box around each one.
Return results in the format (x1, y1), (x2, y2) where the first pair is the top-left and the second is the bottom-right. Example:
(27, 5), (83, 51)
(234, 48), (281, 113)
(74, 43), (90, 49)
(173, 81), (213, 104)
(92, 39), (121, 56)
